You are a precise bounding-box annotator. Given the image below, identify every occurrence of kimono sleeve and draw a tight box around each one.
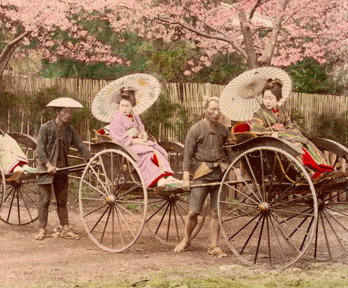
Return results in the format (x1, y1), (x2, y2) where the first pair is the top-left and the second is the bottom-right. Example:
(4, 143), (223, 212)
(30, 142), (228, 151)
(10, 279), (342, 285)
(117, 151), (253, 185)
(282, 109), (296, 129)
(110, 112), (133, 146)
(250, 111), (269, 133)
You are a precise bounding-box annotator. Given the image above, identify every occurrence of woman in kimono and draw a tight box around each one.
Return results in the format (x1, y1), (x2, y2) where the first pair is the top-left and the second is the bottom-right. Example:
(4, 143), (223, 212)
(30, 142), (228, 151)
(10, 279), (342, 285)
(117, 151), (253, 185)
(110, 87), (181, 187)
(250, 79), (333, 178)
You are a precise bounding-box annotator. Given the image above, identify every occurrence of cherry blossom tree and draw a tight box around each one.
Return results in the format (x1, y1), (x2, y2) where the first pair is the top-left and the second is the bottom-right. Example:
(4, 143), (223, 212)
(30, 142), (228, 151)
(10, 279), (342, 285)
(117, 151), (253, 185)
(119, 0), (347, 70)
(0, 0), (347, 79)
(0, 0), (126, 78)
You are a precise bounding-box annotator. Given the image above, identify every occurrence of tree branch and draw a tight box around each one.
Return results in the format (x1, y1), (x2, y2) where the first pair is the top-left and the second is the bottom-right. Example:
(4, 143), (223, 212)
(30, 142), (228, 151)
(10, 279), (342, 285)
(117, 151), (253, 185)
(259, 0), (289, 66)
(0, 31), (30, 77)
(249, 0), (263, 20)
(156, 16), (248, 59)
(282, 0), (313, 26)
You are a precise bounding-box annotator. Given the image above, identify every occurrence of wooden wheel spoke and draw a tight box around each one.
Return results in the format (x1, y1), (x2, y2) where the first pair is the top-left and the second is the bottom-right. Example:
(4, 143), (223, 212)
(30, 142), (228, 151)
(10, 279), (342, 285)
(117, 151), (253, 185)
(233, 163), (262, 203)
(83, 203), (108, 218)
(228, 213), (260, 241)
(90, 205), (110, 233)
(272, 193), (313, 208)
(81, 178), (108, 198)
(100, 207), (112, 244)
(154, 202), (171, 236)
(115, 183), (142, 199)
(17, 188), (34, 221)
(223, 182), (259, 205)
(165, 203), (174, 242)
(114, 205), (136, 240)
(270, 176), (307, 206)
(114, 166), (137, 196)
(254, 215), (266, 264)
(244, 155), (263, 202)
(269, 213), (301, 253)
(240, 215), (263, 255)
(3, 185), (15, 203)
(19, 186), (39, 207)
(271, 208), (314, 217)
(88, 160), (111, 196)
(146, 200), (168, 222)
(269, 215), (287, 265)
(321, 211), (345, 252)
(324, 208), (348, 232)
(222, 210), (257, 223)
(272, 211), (313, 237)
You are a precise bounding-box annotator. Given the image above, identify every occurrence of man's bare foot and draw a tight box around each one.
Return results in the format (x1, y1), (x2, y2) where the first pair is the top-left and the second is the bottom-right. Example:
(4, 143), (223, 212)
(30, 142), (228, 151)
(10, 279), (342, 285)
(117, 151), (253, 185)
(207, 246), (227, 258)
(34, 228), (46, 240)
(174, 240), (191, 252)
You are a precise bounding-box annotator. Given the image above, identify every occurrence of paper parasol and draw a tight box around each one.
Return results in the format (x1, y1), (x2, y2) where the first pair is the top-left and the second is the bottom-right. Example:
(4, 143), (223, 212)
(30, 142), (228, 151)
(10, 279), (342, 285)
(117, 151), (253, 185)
(46, 97), (83, 109)
(219, 66), (292, 121)
(92, 73), (161, 123)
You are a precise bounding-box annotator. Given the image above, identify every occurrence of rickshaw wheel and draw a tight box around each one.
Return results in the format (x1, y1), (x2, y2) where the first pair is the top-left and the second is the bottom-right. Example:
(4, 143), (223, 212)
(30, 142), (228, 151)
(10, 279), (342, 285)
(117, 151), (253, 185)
(145, 140), (207, 245)
(0, 167), (5, 208)
(0, 133), (39, 225)
(79, 149), (147, 252)
(307, 146), (348, 261)
(0, 174), (39, 225)
(218, 146), (318, 269)
(145, 191), (208, 245)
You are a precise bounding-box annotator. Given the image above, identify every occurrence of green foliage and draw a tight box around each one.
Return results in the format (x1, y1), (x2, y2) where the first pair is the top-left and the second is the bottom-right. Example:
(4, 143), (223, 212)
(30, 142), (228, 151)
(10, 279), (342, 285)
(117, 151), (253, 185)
(0, 90), (21, 130)
(142, 93), (198, 142)
(286, 58), (344, 95)
(289, 108), (307, 132)
(312, 112), (348, 146)
(26, 86), (97, 136)
(40, 29), (148, 79)
(193, 53), (246, 84)
(0, 90), (20, 112)
(26, 86), (63, 134)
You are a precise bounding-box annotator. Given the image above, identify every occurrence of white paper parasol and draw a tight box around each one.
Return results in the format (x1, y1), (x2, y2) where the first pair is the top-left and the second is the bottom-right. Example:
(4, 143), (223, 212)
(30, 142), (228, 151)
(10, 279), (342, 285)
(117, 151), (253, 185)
(219, 66), (292, 121)
(92, 73), (161, 123)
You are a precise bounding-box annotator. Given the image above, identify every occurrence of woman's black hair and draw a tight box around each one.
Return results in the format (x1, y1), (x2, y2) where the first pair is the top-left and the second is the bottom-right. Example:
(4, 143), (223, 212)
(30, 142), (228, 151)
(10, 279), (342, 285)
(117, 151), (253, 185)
(117, 87), (136, 106)
(262, 78), (283, 101)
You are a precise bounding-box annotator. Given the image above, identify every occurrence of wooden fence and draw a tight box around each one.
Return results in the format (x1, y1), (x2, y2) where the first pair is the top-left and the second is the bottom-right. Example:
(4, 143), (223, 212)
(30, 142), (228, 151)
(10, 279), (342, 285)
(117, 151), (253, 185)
(1, 75), (348, 142)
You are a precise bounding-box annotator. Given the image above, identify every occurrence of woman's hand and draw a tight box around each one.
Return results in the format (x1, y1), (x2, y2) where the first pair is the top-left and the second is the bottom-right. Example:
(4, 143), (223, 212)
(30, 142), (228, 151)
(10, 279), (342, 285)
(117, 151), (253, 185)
(131, 138), (148, 145)
(272, 123), (284, 131)
(139, 132), (148, 142)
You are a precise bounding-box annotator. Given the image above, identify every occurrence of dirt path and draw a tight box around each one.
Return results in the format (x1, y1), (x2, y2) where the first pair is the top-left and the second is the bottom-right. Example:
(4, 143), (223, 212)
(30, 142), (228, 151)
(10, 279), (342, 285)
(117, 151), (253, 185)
(0, 206), (237, 287)
(1, 203), (348, 287)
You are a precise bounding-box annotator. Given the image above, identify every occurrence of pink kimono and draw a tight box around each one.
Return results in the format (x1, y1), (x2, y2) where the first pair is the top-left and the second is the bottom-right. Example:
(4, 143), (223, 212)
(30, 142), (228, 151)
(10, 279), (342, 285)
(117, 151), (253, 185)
(110, 110), (174, 187)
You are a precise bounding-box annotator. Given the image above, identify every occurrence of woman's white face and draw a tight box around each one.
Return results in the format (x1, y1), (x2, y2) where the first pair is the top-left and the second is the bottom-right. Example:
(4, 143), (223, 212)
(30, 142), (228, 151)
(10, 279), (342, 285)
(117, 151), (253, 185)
(119, 99), (132, 115)
(263, 90), (277, 110)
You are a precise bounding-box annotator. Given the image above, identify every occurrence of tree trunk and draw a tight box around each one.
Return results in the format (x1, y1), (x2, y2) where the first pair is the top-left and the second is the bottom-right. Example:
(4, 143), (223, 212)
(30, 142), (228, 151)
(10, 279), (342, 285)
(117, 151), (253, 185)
(0, 31), (29, 91)
(239, 9), (259, 68)
(259, 0), (289, 66)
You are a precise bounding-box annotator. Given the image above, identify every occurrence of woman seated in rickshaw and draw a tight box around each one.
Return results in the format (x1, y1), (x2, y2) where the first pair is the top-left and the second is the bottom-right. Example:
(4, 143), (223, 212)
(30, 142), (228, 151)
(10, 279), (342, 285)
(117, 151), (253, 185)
(0, 131), (37, 178)
(109, 87), (181, 187)
(250, 78), (333, 178)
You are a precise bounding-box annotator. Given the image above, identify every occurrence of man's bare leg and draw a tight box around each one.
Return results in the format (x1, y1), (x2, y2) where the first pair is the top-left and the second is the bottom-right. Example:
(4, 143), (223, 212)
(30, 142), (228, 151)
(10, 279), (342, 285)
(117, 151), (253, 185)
(174, 211), (198, 252)
(208, 210), (226, 257)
